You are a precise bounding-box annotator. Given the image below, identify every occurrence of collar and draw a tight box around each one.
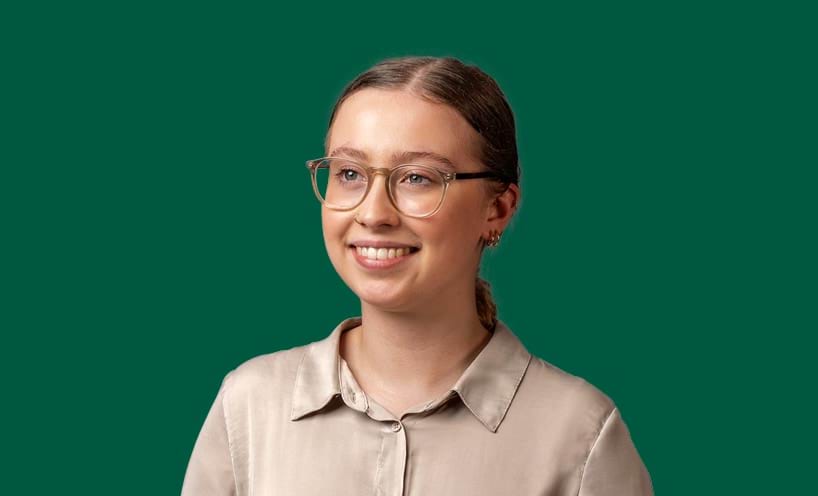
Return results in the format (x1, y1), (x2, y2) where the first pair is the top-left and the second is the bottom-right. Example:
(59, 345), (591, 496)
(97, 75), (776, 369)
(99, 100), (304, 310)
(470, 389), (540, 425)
(289, 316), (532, 433)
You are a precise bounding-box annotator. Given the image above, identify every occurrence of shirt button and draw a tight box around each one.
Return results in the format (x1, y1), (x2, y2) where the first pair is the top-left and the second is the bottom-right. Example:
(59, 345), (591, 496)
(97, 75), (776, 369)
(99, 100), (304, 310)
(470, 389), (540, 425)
(390, 421), (402, 432)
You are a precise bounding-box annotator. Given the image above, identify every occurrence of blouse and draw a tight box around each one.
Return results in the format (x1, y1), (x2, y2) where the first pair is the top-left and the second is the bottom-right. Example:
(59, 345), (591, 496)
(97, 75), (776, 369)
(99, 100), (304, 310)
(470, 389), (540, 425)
(181, 316), (654, 495)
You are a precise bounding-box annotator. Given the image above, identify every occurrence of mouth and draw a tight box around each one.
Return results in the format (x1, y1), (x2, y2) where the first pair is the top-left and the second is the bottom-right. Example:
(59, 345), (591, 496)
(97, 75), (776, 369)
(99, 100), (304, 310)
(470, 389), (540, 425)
(347, 243), (421, 270)
(349, 245), (421, 261)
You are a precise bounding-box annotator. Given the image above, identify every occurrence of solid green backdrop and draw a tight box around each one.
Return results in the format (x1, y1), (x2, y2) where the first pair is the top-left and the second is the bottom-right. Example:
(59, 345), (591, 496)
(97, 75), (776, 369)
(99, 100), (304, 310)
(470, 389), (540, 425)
(2, 1), (815, 494)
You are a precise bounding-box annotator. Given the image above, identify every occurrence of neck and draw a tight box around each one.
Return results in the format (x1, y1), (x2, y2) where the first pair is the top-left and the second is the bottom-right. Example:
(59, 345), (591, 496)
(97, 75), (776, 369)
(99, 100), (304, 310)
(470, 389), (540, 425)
(342, 289), (493, 400)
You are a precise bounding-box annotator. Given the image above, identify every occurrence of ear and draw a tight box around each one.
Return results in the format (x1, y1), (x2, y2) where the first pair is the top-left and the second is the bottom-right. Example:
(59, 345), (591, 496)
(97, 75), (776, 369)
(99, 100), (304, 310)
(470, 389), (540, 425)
(484, 183), (520, 233)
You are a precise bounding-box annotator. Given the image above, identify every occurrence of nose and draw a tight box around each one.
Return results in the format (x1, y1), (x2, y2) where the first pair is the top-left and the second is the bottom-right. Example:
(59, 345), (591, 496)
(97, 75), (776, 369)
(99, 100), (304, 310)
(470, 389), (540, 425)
(354, 171), (401, 227)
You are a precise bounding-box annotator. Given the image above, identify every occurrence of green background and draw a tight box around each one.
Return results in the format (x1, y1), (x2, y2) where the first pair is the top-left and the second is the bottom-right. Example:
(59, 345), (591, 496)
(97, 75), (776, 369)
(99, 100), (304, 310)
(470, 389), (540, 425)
(2, 1), (815, 494)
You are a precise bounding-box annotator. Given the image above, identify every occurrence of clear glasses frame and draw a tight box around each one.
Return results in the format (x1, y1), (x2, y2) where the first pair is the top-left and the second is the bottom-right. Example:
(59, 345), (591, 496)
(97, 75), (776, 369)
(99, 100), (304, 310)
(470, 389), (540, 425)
(305, 156), (506, 218)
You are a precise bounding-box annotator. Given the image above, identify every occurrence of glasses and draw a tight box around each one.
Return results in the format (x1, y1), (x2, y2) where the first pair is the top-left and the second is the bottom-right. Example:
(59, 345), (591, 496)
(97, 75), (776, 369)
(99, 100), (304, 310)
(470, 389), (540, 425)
(305, 157), (505, 218)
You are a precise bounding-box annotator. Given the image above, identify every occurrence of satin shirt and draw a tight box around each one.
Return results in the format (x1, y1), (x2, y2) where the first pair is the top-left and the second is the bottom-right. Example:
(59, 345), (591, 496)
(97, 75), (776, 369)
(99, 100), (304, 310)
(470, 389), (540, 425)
(181, 317), (653, 495)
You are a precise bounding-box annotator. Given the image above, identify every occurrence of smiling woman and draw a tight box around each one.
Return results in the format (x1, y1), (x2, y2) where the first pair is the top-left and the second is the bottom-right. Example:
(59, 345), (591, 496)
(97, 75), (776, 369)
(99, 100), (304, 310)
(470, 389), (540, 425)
(181, 56), (654, 495)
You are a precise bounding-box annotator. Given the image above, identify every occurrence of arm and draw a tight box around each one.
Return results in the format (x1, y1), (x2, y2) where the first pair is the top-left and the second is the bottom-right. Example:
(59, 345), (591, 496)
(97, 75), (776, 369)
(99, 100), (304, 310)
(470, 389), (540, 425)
(181, 372), (237, 496)
(577, 407), (654, 496)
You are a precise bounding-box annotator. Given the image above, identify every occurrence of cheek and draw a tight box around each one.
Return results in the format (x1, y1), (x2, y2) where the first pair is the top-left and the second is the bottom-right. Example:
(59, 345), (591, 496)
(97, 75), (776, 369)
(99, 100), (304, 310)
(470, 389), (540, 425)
(422, 211), (483, 261)
(321, 210), (347, 256)
(437, 196), (485, 240)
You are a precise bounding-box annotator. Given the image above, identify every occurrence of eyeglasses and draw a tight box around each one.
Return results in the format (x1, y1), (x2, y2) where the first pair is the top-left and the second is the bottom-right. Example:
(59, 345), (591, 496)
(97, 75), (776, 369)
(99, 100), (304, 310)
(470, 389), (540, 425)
(305, 157), (505, 218)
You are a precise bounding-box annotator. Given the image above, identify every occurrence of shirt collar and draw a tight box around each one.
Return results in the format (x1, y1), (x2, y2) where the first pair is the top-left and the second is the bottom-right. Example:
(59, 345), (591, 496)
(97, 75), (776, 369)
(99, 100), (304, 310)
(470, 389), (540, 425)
(290, 316), (532, 433)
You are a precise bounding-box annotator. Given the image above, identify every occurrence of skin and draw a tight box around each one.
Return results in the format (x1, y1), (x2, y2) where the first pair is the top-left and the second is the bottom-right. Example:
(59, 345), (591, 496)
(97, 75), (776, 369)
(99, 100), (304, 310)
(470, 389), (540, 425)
(322, 88), (520, 417)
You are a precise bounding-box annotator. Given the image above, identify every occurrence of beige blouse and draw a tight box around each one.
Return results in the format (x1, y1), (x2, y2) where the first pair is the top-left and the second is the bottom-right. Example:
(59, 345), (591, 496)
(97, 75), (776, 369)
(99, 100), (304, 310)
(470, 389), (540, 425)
(181, 317), (653, 495)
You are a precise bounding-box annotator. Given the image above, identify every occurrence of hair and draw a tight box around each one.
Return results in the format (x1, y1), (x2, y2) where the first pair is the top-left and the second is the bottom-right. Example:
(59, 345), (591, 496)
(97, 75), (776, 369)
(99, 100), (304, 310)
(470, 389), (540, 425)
(325, 56), (520, 332)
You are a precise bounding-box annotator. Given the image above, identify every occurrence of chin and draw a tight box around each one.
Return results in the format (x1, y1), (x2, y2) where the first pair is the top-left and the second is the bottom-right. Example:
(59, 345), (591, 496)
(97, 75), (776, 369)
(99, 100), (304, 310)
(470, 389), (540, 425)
(354, 282), (408, 308)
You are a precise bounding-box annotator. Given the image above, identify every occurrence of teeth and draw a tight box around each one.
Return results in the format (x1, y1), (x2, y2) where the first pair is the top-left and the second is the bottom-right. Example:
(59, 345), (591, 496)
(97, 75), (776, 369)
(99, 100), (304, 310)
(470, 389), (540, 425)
(354, 246), (413, 260)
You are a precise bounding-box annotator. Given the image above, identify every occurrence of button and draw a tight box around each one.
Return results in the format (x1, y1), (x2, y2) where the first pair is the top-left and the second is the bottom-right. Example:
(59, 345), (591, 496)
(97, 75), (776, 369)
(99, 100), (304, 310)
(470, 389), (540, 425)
(390, 421), (402, 432)
(349, 391), (357, 402)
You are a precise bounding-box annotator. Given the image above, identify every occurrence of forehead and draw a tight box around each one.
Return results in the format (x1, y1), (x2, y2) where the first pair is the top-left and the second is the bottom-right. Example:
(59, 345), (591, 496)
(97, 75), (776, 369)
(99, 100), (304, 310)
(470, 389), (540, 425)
(327, 89), (481, 166)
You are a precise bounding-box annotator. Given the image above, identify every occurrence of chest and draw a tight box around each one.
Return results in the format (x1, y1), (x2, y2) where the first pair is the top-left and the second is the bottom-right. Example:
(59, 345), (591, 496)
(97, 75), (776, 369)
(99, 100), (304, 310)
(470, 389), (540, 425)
(232, 403), (585, 496)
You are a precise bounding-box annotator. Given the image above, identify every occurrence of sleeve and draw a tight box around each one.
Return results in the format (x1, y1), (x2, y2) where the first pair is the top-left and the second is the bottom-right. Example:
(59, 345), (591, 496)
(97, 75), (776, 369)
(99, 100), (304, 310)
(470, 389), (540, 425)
(181, 372), (237, 496)
(577, 407), (654, 496)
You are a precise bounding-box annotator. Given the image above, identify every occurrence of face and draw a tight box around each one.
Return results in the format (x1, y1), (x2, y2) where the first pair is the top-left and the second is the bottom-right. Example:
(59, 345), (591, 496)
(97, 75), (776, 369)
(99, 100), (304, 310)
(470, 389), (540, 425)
(321, 88), (500, 312)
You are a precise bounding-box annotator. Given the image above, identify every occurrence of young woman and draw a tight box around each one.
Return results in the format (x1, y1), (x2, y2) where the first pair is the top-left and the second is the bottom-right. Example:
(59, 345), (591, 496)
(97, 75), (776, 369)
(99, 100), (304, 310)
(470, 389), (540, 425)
(182, 56), (653, 495)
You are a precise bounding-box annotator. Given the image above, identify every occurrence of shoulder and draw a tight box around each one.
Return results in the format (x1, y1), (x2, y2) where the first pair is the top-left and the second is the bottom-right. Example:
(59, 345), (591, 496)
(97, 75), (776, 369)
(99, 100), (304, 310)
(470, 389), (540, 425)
(525, 354), (614, 409)
(219, 341), (311, 400)
(514, 353), (616, 437)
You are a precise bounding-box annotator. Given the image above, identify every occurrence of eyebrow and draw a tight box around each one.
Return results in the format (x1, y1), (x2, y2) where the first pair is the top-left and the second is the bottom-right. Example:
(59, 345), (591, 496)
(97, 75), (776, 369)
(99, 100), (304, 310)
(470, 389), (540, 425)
(328, 146), (456, 171)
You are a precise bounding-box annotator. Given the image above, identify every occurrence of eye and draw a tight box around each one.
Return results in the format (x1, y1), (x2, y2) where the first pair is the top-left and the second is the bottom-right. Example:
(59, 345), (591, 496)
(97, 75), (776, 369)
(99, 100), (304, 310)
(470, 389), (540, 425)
(334, 167), (366, 183)
(401, 171), (433, 186)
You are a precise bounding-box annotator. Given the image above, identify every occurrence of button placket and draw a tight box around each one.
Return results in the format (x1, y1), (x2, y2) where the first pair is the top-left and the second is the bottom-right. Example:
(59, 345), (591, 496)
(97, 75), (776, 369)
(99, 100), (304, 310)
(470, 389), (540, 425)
(378, 420), (408, 496)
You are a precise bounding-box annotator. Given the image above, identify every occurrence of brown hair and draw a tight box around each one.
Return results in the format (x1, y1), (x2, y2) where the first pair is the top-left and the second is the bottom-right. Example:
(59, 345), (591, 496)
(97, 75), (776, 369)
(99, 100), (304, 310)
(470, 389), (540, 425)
(325, 56), (520, 332)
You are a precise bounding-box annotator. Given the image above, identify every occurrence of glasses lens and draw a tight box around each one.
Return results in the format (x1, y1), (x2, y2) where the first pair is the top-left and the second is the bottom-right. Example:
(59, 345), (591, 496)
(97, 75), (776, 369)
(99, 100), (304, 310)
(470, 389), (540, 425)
(314, 158), (368, 209)
(390, 165), (445, 217)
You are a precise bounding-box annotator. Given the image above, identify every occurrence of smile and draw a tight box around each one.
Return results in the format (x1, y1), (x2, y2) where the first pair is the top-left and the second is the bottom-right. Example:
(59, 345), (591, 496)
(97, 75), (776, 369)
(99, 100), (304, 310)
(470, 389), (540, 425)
(355, 246), (418, 260)
(349, 245), (420, 269)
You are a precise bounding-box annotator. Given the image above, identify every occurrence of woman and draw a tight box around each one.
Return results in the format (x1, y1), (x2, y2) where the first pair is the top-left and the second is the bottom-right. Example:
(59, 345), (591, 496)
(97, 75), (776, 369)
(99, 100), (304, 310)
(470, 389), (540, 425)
(182, 56), (653, 495)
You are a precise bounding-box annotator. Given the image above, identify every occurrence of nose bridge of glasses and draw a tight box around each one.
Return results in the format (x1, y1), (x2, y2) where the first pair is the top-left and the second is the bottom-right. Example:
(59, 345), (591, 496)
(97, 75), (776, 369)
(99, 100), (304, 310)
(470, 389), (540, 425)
(363, 166), (399, 195)
(358, 166), (398, 210)
(367, 166), (393, 179)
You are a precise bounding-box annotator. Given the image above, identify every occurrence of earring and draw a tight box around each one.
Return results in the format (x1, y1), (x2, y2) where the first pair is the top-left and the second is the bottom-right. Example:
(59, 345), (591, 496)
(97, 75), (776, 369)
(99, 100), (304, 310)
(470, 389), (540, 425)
(484, 229), (501, 248)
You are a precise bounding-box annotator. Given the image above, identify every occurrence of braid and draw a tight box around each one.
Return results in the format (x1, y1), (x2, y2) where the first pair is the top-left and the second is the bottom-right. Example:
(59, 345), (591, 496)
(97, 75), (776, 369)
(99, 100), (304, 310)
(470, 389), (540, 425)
(475, 276), (498, 332)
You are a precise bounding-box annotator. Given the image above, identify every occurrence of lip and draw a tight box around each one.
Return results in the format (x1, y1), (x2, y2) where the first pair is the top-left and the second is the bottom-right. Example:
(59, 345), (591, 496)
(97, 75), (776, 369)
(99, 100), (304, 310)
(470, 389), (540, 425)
(348, 239), (420, 249)
(350, 245), (419, 270)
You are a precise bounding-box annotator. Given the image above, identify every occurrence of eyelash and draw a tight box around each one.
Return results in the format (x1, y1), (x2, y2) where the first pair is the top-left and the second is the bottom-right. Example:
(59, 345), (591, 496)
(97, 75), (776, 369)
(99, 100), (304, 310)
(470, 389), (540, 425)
(334, 168), (434, 186)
